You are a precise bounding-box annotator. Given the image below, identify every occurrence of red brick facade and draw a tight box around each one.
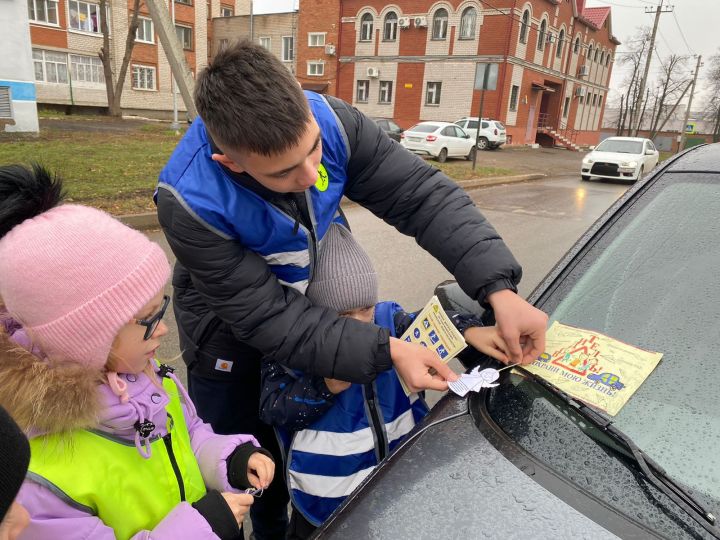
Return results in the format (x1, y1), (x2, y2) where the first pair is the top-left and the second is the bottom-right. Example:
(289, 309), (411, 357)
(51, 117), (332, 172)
(296, 0), (341, 95)
(296, 0), (618, 148)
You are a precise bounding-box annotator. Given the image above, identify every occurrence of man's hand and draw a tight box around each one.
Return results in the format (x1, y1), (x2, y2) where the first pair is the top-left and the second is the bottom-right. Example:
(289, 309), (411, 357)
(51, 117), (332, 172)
(324, 378), (352, 394)
(464, 326), (510, 364)
(487, 289), (548, 365)
(390, 337), (458, 392)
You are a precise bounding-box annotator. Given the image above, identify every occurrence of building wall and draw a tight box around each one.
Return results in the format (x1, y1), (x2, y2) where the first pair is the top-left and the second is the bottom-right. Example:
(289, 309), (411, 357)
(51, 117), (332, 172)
(329, 0), (616, 147)
(296, 0), (340, 95)
(1, 0), (39, 132)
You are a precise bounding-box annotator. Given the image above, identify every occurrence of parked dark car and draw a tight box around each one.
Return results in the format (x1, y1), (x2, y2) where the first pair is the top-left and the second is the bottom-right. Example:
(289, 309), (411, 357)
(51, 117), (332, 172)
(316, 143), (720, 539)
(372, 117), (404, 142)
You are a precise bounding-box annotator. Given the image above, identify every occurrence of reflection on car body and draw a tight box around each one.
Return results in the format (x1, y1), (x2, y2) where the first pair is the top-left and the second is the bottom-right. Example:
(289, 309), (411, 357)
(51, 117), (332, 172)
(316, 143), (720, 540)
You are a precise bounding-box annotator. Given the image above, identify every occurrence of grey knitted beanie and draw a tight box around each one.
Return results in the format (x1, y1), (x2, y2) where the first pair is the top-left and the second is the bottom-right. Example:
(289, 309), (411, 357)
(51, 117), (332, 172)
(306, 223), (378, 313)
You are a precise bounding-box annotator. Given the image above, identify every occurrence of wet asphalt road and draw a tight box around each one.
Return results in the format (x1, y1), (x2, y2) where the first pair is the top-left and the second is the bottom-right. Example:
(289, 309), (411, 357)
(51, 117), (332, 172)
(148, 175), (629, 391)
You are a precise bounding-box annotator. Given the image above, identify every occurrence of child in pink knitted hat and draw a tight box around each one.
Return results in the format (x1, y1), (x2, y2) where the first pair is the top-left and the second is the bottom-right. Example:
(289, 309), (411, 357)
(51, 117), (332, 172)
(0, 164), (275, 540)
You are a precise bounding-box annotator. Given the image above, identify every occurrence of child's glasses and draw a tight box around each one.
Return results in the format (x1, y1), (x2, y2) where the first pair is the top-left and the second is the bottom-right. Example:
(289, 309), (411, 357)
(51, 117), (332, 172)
(243, 487), (264, 498)
(135, 295), (170, 340)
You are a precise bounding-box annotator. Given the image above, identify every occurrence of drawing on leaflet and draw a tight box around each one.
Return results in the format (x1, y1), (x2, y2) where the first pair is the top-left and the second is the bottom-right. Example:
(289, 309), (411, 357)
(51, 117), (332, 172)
(587, 372), (625, 390)
(436, 344), (448, 359)
(422, 318), (430, 329)
(413, 328), (421, 339)
(429, 330), (439, 344)
(550, 334), (607, 382)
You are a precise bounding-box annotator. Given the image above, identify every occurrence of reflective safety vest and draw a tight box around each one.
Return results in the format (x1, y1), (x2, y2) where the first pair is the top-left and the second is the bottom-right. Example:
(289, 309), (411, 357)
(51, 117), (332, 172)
(158, 91), (349, 293)
(27, 375), (206, 540)
(282, 302), (430, 526)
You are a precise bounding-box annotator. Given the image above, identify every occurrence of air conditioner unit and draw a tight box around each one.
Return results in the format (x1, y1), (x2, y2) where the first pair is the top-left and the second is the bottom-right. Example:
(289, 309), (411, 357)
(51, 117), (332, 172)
(324, 44), (336, 56)
(367, 67), (380, 78)
(398, 16), (411, 29)
(575, 87), (587, 97)
(546, 32), (555, 44)
(578, 65), (590, 77)
(414, 16), (428, 28)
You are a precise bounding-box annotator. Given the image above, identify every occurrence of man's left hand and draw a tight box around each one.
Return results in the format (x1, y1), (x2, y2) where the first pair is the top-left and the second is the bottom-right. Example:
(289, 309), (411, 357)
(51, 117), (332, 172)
(487, 289), (548, 365)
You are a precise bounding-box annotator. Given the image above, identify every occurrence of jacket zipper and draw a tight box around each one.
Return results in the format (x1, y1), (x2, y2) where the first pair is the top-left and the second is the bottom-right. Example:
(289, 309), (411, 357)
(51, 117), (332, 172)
(273, 196), (318, 281)
(363, 383), (388, 461)
(163, 432), (186, 501)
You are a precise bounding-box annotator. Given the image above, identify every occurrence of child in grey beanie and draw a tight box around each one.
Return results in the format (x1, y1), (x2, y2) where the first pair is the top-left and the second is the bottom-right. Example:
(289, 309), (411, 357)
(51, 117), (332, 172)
(259, 222), (511, 538)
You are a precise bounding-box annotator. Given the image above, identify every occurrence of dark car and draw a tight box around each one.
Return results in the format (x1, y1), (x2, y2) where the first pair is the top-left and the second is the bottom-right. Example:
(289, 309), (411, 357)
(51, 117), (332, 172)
(316, 144), (720, 539)
(372, 117), (404, 142)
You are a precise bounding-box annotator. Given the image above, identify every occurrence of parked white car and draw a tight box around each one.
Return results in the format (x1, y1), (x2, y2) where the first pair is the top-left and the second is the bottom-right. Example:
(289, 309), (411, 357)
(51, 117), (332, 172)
(401, 121), (477, 163)
(454, 117), (507, 150)
(582, 137), (660, 182)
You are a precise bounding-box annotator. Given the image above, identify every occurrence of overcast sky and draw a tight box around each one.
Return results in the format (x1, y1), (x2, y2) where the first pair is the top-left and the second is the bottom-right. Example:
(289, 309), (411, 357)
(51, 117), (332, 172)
(253, 0), (717, 106)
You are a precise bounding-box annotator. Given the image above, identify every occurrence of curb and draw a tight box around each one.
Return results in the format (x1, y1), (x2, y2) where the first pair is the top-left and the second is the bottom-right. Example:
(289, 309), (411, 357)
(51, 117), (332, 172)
(119, 173), (548, 231)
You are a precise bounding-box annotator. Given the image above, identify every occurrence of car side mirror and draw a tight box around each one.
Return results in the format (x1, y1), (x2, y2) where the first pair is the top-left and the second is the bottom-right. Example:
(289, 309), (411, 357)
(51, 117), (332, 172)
(645, 149), (655, 155)
(464, 134), (470, 139)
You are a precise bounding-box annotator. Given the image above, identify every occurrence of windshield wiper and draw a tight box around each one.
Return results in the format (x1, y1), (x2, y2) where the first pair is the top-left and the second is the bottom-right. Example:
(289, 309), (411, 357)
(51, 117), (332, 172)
(517, 369), (719, 538)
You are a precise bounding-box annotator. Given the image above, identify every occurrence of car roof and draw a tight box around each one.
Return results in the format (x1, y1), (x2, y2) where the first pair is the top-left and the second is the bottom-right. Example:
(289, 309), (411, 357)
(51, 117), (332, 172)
(600, 137), (650, 142)
(664, 143), (720, 173)
(456, 117), (498, 122)
(409, 121), (454, 128)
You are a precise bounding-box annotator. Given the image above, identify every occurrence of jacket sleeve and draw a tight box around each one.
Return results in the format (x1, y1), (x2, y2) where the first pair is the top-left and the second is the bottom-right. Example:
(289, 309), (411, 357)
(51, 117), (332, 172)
(327, 96), (523, 304)
(176, 375), (261, 493)
(17, 480), (218, 540)
(259, 360), (337, 431)
(156, 187), (391, 384)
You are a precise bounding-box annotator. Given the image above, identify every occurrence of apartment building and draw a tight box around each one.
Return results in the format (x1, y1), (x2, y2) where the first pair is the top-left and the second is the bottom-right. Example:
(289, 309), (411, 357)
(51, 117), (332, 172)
(297, 0), (619, 148)
(27, 0), (248, 116)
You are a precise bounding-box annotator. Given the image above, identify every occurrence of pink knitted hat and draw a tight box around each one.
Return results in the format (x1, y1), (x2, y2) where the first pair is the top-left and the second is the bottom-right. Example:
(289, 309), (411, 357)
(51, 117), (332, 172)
(0, 204), (170, 368)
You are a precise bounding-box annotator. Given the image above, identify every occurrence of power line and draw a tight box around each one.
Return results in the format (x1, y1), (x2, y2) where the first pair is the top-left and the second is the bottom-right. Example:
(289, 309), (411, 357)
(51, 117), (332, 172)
(671, 11), (694, 55)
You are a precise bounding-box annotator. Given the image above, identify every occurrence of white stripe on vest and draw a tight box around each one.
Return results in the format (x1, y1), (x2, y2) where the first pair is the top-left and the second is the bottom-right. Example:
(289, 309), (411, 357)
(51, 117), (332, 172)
(278, 279), (309, 294)
(262, 249), (310, 268)
(292, 407), (418, 457)
(289, 465), (375, 499)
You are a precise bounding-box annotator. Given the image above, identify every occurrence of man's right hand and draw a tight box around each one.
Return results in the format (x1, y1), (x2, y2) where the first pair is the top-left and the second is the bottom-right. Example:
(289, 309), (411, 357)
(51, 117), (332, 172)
(389, 337), (458, 392)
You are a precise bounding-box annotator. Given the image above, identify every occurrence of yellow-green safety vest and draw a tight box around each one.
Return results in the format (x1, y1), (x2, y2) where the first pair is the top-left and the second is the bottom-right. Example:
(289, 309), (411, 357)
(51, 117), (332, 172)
(28, 374), (206, 540)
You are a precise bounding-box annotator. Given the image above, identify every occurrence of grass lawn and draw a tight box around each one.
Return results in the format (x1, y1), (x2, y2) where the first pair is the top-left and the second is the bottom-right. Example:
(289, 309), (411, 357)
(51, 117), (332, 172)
(0, 123), (183, 215)
(0, 119), (516, 215)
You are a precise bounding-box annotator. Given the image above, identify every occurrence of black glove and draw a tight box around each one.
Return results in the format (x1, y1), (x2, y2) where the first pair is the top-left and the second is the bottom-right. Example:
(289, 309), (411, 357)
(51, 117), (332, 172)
(226, 442), (275, 490)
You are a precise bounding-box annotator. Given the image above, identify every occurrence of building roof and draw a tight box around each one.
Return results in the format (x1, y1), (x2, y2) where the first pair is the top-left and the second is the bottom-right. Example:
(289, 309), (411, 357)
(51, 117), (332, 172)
(581, 7), (611, 29)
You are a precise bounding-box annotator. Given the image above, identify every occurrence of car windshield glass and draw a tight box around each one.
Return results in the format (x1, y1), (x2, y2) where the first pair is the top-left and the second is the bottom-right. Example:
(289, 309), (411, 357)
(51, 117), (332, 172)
(467, 120), (478, 129)
(595, 139), (643, 154)
(486, 174), (720, 535)
(407, 124), (439, 133)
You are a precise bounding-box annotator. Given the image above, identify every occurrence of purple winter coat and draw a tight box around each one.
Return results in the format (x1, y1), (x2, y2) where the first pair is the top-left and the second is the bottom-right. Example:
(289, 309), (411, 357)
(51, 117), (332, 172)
(16, 361), (259, 540)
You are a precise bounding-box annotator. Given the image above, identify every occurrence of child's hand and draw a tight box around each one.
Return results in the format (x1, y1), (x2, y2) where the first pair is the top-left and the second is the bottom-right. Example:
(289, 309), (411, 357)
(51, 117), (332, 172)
(220, 492), (254, 524)
(464, 326), (510, 364)
(324, 378), (351, 394)
(247, 452), (275, 490)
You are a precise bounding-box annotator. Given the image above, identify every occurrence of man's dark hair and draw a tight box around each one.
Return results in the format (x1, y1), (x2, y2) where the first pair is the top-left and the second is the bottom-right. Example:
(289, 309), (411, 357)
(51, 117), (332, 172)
(195, 40), (311, 157)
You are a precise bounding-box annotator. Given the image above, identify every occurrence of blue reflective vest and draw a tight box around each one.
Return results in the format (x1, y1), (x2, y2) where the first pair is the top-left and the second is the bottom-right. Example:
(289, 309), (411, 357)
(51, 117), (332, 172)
(282, 302), (429, 526)
(157, 91), (349, 292)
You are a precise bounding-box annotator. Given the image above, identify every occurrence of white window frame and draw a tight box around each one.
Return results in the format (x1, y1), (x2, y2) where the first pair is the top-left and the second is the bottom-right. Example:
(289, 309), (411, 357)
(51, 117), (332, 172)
(556, 29), (565, 58)
(259, 36), (271, 50)
(563, 96), (570, 118)
(519, 10), (530, 44)
(135, 17), (154, 43)
(307, 61), (324, 76)
(356, 79), (369, 102)
(132, 64), (156, 91)
(537, 18), (547, 51)
(70, 54), (105, 85)
(431, 8), (448, 40)
(383, 12), (397, 41)
(308, 32), (325, 47)
(425, 82), (441, 105)
(379, 80), (393, 104)
(28, 0), (59, 25)
(33, 49), (68, 84)
(509, 84), (519, 111)
(459, 7), (477, 40)
(282, 36), (294, 62)
(220, 5), (232, 16)
(68, 0), (106, 34)
(360, 13), (373, 42)
(175, 24), (193, 50)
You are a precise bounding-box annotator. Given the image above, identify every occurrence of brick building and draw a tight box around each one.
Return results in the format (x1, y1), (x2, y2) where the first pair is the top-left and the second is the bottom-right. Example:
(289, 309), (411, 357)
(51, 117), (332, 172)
(297, 0), (619, 148)
(26, 0), (249, 116)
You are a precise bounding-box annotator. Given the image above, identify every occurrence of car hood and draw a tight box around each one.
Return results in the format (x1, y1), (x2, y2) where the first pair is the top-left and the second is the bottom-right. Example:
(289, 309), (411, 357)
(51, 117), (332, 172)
(316, 396), (619, 539)
(586, 151), (642, 163)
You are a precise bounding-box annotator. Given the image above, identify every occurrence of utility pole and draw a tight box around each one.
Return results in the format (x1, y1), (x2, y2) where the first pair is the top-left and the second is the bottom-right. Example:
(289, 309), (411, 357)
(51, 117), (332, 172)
(633, 0), (673, 136)
(678, 55), (702, 151)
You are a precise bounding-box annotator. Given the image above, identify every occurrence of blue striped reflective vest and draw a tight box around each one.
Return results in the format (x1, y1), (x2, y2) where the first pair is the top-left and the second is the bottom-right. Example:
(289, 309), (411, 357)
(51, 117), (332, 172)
(282, 302), (430, 526)
(157, 91), (349, 292)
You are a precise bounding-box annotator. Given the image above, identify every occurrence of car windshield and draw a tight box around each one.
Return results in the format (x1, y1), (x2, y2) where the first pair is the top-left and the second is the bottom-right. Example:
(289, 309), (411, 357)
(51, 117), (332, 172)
(485, 173), (720, 536)
(407, 124), (439, 133)
(595, 139), (643, 154)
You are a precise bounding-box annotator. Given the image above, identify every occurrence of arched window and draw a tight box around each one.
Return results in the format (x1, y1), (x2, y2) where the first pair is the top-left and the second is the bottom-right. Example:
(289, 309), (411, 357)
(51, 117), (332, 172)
(360, 13), (373, 42)
(573, 36), (580, 54)
(432, 8), (448, 39)
(459, 7), (477, 39)
(594, 47), (599, 62)
(383, 11), (397, 41)
(587, 44), (593, 61)
(556, 29), (565, 58)
(537, 18), (547, 51)
(519, 9), (530, 44)
(606, 53), (611, 66)
(600, 51), (605, 65)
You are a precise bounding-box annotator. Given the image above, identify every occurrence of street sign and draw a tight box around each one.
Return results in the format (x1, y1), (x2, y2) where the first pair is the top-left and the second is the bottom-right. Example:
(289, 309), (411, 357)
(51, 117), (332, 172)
(685, 122), (696, 134)
(474, 63), (499, 91)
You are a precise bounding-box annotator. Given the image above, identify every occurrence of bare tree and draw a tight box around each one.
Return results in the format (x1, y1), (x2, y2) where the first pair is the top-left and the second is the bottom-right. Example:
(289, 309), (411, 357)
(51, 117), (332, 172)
(703, 50), (720, 142)
(98, 0), (141, 117)
(616, 28), (651, 136)
(648, 54), (689, 138)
